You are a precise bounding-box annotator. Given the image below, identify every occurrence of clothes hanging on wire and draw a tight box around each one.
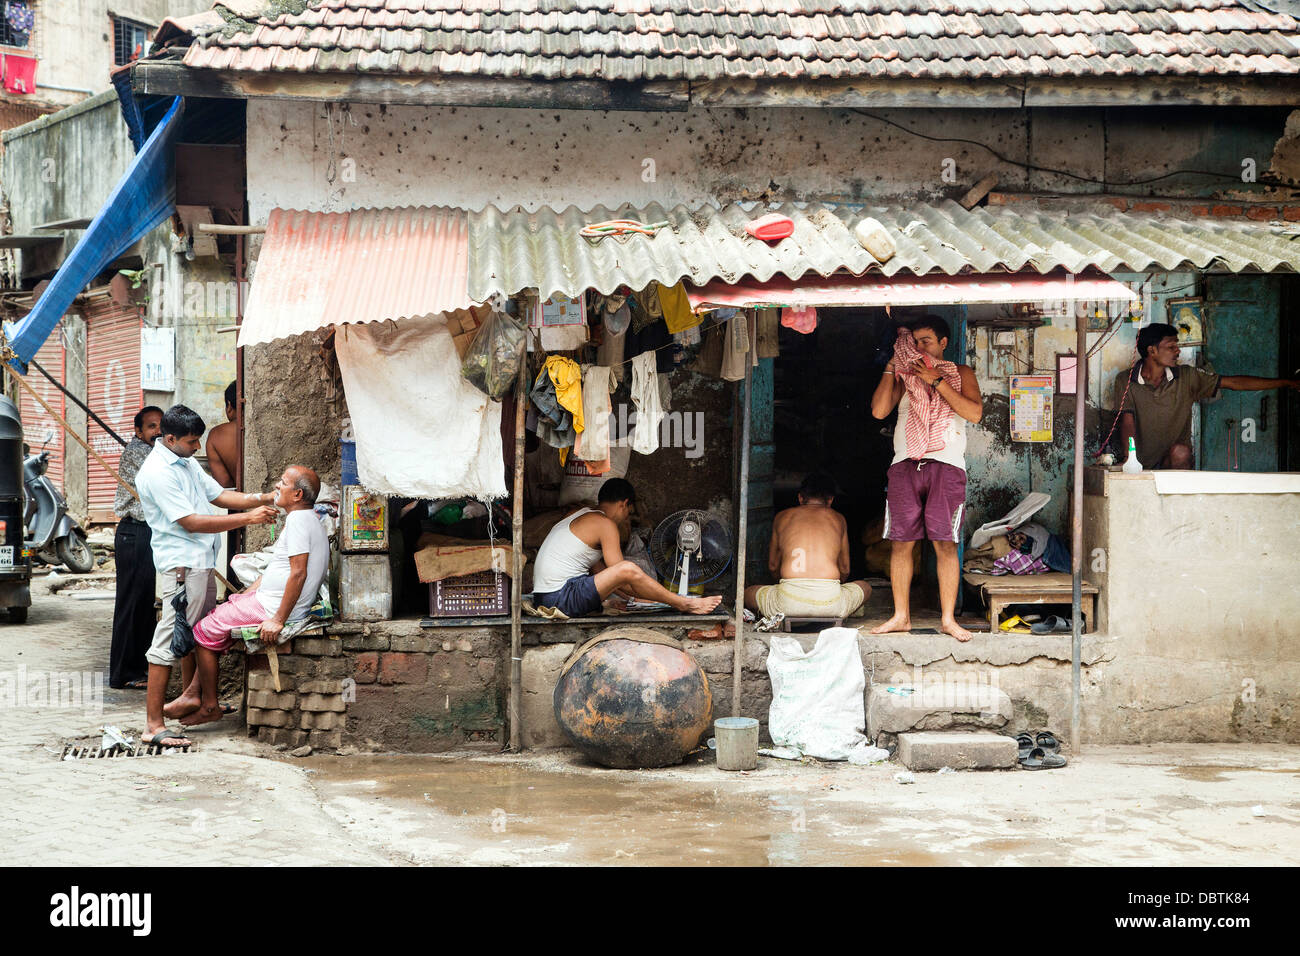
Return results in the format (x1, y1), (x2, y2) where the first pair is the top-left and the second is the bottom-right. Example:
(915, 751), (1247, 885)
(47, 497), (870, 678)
(781, 305), (818, 334)
(630, 351), (665, 455)
(574, 364), (617, 465)
(721, 311), (758, 381)
(756, 309), (781, 357)
(597, 304), (629, 383)
(658, 281), (702, 334)
(530, 366), (576, 454)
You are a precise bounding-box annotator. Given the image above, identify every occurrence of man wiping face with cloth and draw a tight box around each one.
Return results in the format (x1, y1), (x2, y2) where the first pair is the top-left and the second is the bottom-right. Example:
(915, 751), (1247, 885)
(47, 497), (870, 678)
(870, 317), (984, 642)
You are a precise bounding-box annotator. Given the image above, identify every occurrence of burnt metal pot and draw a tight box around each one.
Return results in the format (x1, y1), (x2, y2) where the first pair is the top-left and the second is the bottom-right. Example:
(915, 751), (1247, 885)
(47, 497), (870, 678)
(553, 627), (712, 769)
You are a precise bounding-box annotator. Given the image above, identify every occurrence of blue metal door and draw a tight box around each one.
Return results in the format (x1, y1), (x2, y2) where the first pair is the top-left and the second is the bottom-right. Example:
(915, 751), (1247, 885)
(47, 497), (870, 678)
(1201, 276), (1281, 472)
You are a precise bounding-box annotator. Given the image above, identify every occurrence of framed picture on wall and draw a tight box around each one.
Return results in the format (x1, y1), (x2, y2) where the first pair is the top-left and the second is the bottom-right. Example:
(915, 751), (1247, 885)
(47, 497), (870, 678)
(1167, 296), (1204, 346)
(1056, 354), (1077, 394)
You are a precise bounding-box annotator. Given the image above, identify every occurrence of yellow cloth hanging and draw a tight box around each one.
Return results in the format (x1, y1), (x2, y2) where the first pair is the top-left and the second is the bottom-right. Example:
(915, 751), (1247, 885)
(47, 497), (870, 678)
(545, 355), (583, 465)
(657, 281), (702, 334)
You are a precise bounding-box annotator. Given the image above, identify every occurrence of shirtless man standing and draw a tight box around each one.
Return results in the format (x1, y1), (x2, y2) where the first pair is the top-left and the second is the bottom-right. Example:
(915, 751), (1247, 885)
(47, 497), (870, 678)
(532, 478), (722, 618)
(744, 473), (870, 620)
(206, 381), (238, 489)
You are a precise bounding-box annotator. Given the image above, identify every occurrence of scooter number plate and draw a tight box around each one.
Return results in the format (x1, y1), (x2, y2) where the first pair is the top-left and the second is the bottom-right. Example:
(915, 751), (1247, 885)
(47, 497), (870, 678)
(0, 547), (12, 568)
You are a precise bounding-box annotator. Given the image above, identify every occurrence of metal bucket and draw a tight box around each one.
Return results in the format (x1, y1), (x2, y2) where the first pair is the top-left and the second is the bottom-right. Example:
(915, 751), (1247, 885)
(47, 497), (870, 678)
(714, 717), (759, 771)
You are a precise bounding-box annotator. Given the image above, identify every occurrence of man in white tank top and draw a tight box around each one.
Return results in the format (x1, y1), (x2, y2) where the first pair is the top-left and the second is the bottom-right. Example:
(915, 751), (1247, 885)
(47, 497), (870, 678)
(869, 317), (983, 642)
(532, 478), (723, 618)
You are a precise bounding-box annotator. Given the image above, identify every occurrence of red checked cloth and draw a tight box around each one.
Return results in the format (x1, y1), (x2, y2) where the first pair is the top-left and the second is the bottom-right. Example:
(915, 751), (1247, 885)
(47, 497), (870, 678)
(893, 327), (962, 459)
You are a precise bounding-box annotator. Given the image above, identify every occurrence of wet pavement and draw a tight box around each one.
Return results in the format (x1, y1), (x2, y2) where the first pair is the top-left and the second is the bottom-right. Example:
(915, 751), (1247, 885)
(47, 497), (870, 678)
(304, 746), (1300, 866)
(6, 573), (1300, 867)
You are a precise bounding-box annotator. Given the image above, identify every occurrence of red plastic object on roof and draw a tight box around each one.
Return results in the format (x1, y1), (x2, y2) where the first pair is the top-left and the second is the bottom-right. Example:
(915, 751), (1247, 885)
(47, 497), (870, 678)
(745, 213), (794, 242)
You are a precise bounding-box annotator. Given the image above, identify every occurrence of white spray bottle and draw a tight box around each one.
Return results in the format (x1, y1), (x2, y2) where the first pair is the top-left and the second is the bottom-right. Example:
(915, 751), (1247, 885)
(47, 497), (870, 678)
(1122, 437), (1143, 474)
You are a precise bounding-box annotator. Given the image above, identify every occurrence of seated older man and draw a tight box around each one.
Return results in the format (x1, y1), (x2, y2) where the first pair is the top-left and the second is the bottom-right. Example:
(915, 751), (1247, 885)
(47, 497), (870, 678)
(744, 473), (870, 621)
(167, 465), (329, 727)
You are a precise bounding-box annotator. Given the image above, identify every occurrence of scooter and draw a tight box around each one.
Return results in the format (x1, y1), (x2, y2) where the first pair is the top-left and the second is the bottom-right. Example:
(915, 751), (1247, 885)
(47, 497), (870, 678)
(23, 447), (94, 573)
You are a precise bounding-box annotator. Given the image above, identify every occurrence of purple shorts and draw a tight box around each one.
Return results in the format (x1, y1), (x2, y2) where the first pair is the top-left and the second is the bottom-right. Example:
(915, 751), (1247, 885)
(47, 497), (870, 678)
(884, 459), (967, 543)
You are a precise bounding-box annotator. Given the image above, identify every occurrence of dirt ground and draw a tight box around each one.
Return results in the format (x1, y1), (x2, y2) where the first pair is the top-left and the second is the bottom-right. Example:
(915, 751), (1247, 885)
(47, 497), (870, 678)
(4, 574), (1298, 866)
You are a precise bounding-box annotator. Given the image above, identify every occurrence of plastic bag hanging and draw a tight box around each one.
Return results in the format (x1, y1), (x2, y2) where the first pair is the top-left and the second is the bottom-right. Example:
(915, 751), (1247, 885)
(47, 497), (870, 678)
(461, 309), (526, 400)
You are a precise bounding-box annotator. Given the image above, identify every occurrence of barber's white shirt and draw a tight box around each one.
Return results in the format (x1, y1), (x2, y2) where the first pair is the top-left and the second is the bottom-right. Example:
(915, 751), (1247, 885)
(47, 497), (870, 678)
(135, 442), (223, 572)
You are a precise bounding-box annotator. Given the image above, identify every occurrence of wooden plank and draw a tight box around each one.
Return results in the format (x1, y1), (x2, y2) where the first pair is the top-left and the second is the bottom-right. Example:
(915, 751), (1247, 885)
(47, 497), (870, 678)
(964, 572), (1097, 593)
(133, 62), (690, 111)
(420, 612), (732, 629)
(959, 173), (999, 211)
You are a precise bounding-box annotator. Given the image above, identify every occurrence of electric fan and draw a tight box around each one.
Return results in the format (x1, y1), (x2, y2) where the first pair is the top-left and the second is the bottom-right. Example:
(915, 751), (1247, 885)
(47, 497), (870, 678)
(648, 509), (732, 596)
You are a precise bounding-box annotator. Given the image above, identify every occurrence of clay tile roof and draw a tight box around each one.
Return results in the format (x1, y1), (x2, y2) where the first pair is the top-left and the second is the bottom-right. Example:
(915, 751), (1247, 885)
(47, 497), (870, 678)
(164, 0), (1300, 82)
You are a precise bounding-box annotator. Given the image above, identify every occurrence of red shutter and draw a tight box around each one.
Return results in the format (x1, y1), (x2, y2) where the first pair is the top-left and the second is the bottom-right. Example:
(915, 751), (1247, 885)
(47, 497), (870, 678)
(85, 300), (143, 522)
(18, 328), (66, 489)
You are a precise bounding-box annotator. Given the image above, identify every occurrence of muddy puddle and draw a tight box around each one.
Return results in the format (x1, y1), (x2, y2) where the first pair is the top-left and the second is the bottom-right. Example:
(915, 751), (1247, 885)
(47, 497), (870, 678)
(305, 754), (943, 866)
(1165, 765), (1300, 783)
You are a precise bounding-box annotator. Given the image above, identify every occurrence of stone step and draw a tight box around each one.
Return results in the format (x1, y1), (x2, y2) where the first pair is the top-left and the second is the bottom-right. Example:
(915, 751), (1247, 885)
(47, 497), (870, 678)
(867, 681), (1013, 739)
(897, 731), (1017, 771)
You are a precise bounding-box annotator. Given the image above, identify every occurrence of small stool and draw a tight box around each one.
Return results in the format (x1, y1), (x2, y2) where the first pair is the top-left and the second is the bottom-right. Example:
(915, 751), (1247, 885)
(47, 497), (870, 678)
(781, 616), (843, 633)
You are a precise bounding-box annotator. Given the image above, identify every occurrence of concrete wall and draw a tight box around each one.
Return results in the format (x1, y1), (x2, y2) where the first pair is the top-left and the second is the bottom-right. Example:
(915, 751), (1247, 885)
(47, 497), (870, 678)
(28, 0), (170, 110)
(1083, 470), (1300, 742)
(245, 101), (1292, 219)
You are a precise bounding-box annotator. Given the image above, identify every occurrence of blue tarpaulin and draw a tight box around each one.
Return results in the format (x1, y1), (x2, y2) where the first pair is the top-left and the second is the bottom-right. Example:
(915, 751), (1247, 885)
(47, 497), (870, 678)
(5, 95), (184, 371)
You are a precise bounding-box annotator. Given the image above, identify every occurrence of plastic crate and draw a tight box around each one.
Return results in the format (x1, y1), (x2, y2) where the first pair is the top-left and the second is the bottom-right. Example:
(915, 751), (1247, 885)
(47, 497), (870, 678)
(429, 571), (510, 617)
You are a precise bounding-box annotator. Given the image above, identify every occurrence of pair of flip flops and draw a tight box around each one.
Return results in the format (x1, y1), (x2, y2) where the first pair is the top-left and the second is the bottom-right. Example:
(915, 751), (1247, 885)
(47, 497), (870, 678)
(1015, 731), (1067, 770)
(1030, 615), (1073, 634)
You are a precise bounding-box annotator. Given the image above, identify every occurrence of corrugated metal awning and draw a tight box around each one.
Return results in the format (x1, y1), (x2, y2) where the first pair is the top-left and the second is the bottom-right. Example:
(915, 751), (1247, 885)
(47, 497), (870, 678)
(239, 206), (475, 348)
(467, 200), (1300, 302)
(686, 271), (1138, 311)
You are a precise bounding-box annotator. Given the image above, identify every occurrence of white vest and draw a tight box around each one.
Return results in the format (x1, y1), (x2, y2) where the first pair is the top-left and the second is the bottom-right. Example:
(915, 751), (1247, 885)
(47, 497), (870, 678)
(891, 391), (967, 470)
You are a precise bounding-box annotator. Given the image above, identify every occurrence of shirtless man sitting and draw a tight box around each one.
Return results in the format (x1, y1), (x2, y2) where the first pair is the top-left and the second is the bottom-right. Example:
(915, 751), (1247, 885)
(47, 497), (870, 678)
(532, 478), (722, 618)
(744, 473), (870, 621)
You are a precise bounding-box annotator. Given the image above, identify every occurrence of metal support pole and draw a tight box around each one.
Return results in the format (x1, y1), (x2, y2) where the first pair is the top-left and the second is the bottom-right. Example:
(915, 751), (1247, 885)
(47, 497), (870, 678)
(730, 351), (753, 718)
(1070, 318), (1087, 753)
(508, 356), (527, 751)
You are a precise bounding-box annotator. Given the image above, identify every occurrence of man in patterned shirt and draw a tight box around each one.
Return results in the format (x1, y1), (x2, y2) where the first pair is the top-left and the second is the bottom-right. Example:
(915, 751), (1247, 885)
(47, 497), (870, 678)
(109, 406), (163, 689)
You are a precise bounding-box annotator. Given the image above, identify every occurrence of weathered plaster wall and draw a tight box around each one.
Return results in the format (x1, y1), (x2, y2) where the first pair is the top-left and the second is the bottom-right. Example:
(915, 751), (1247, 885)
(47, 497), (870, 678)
(1083, 471), (1300, 742)
(31, 0), (171, 109)
(245, 101), (1290, 219)
(242, 326), (345, 545)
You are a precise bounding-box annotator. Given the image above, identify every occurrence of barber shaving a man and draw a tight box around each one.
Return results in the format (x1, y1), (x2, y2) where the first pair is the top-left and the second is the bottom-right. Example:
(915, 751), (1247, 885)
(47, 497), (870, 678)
(1116, 322), (1300, 469)
(167, 465), (329, 727)
(744, 473), (870, 622)
(870, 317), (983, 642)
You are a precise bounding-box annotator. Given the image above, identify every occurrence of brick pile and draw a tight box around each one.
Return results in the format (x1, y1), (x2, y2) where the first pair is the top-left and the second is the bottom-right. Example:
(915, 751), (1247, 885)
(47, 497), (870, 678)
(245, 636), (350, 751)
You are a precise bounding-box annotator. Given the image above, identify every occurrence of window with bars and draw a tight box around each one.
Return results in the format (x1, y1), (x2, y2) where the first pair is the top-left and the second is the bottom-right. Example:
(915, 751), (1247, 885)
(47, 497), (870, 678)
(112, 16), (149, 66)
(0, 1), (35, 50)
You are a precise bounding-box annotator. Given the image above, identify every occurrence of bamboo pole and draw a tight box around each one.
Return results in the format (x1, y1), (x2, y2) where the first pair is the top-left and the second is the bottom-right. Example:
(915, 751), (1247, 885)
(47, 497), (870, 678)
(730, 351), (753, 717)
(4, 349), (138, 500)
(1069, 319), (1087, 753)
(508, 354), (527, 751)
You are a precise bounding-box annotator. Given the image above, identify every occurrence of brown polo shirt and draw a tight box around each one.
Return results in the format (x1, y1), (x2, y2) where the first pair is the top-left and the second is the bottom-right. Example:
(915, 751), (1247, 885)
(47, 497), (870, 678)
(1113, 364), (1220, 466)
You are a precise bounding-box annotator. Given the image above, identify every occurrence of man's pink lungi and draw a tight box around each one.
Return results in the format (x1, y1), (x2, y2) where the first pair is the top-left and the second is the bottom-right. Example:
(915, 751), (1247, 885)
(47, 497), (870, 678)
(192, 590), (270, 652)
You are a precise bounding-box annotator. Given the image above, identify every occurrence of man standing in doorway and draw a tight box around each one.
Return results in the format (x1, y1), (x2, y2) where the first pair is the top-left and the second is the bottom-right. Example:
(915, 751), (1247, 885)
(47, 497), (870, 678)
(108, 405), (162, 689)
(1115, 322), (1300, 469)
(869, 318), (983, 642)
(135, 404), (276, 748)
(206, 381), (239, 489)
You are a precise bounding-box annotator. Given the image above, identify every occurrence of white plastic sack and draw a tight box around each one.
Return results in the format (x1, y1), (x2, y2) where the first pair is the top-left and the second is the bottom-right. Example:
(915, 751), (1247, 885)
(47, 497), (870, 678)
(767, 627), (871, 761)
